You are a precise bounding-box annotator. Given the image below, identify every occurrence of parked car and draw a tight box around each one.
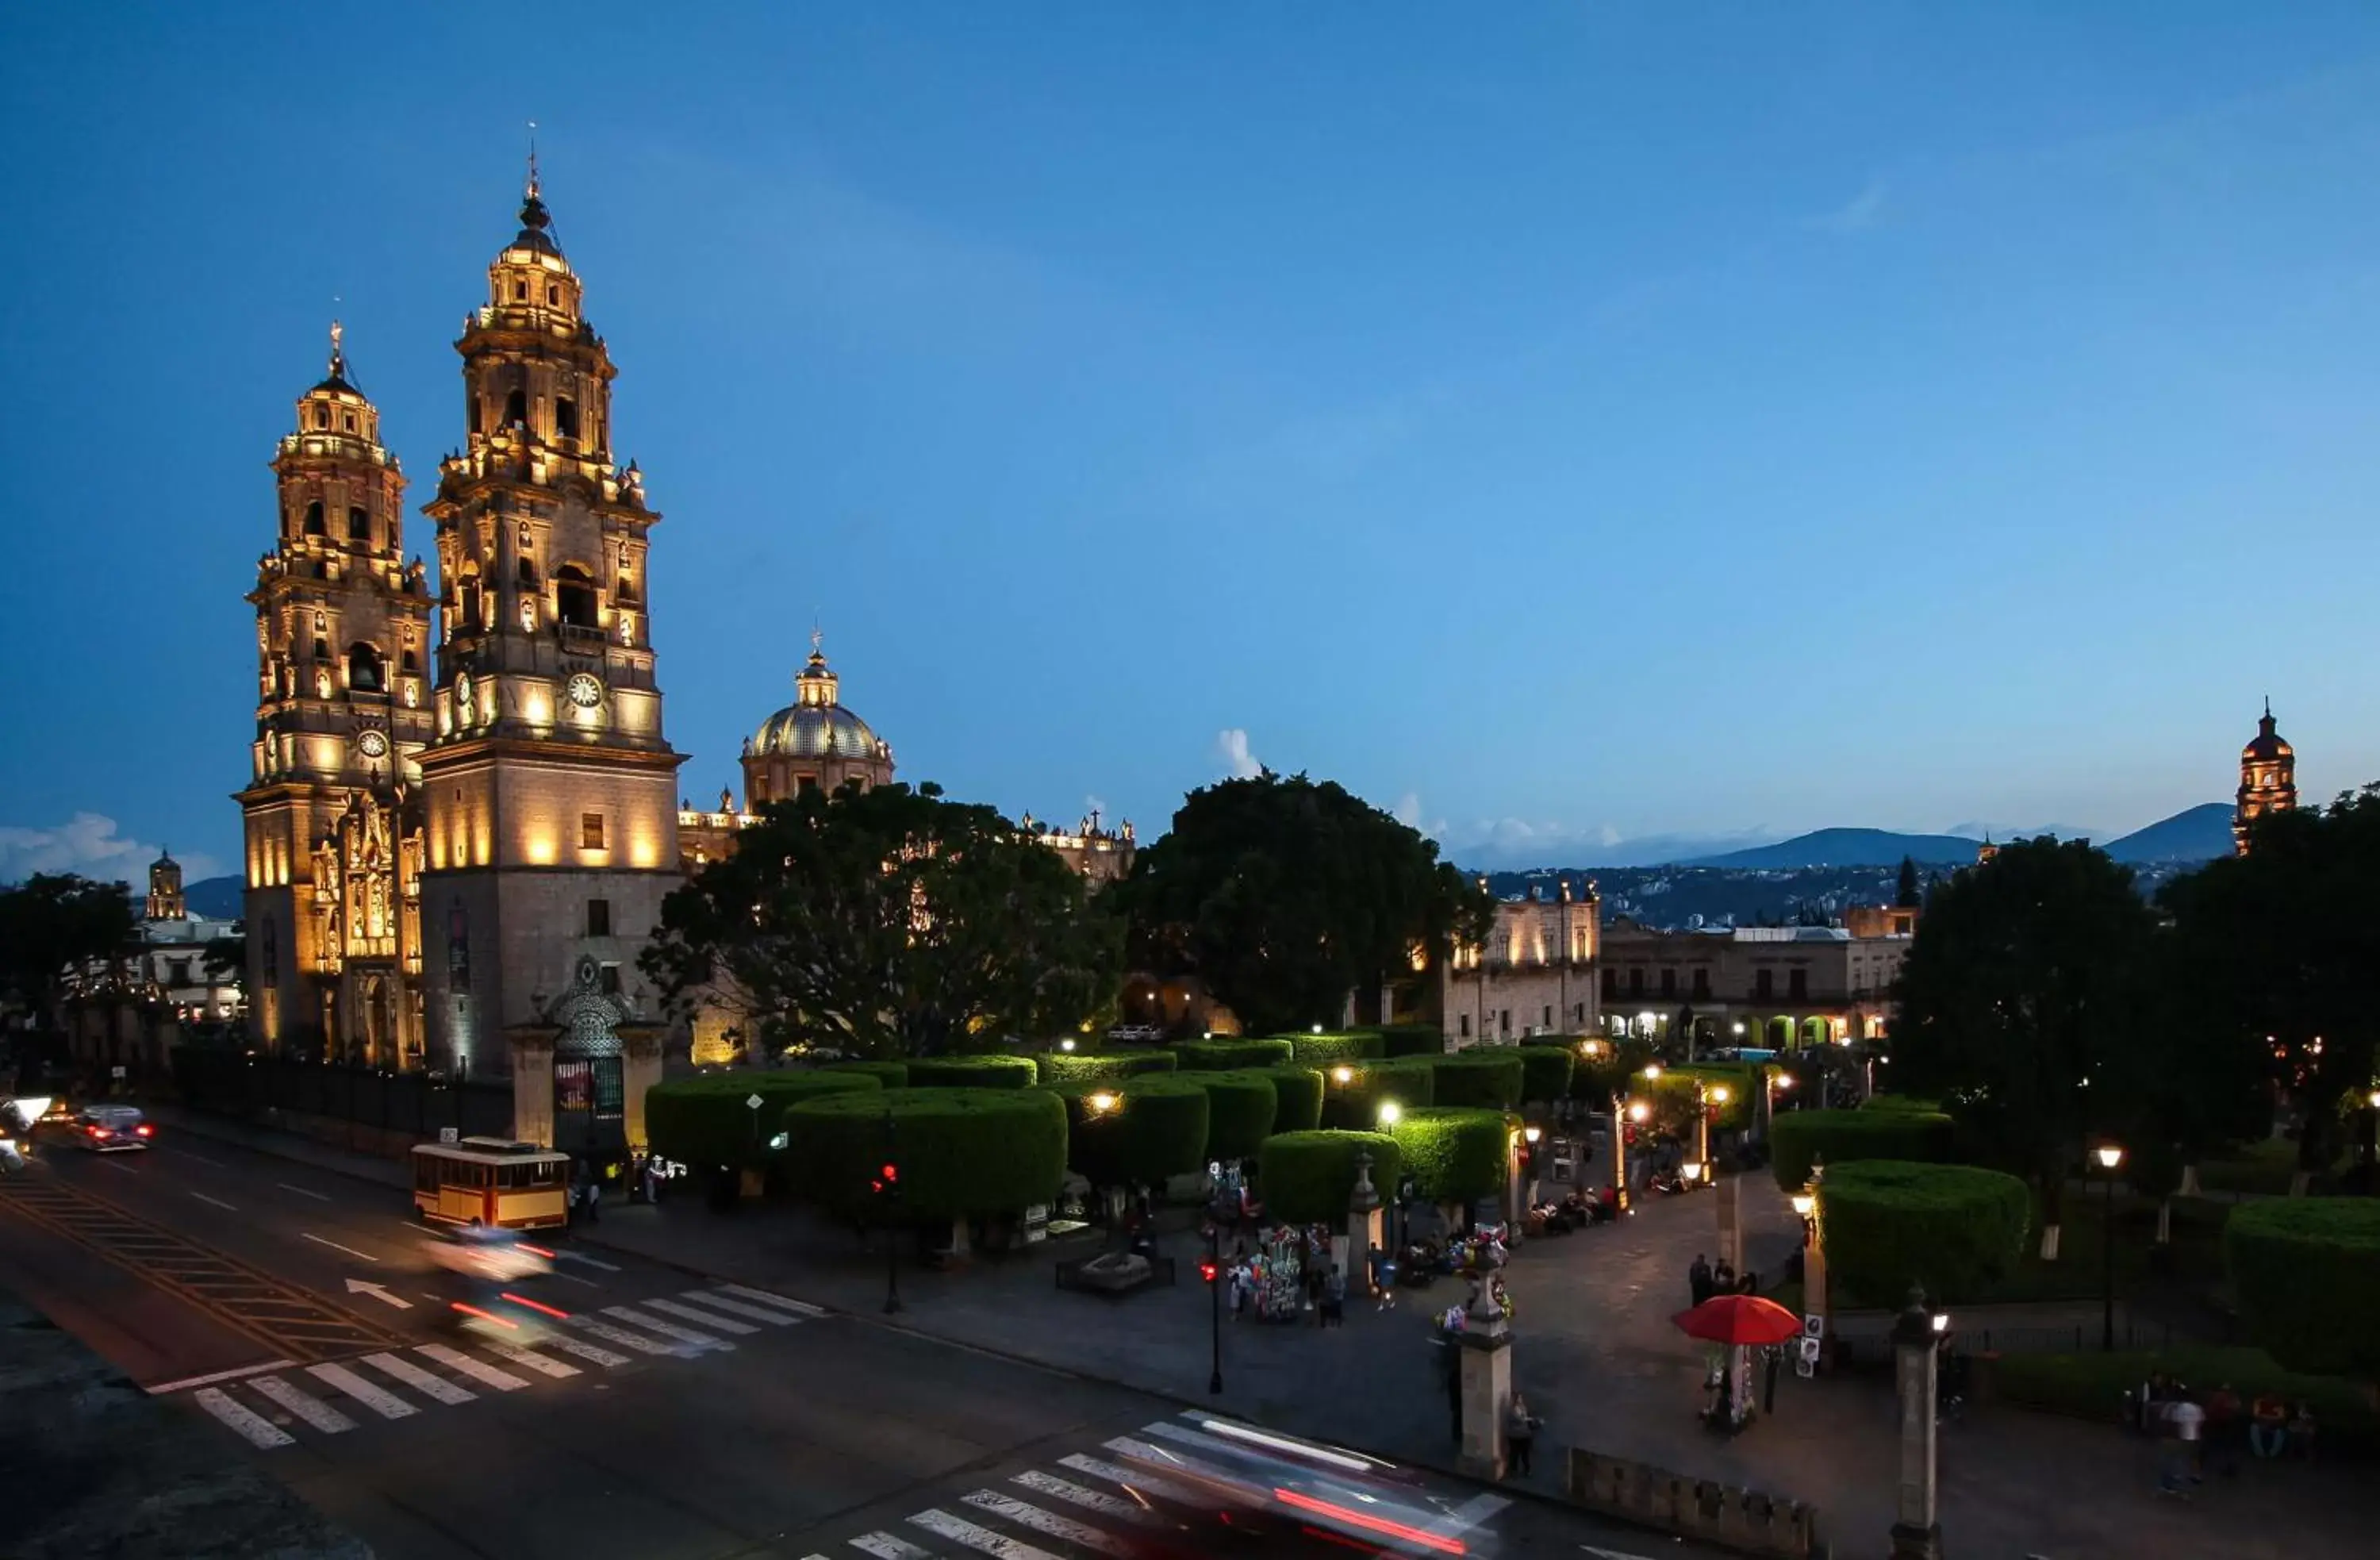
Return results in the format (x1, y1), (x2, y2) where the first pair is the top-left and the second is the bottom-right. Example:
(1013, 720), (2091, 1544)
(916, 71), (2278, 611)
(73, 1105), (152, 1152)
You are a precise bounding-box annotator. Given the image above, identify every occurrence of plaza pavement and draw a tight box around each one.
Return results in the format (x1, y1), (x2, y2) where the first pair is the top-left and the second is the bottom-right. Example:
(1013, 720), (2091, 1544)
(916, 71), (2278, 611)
(155, 1105), (2369, 1559)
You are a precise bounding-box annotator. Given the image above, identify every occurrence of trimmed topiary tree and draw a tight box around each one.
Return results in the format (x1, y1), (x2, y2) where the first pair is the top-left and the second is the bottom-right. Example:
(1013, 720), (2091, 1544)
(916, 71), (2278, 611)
(647, 1070), (881, 1173)
(820, 1060), (910, 1088)
(1818, 1159), (2031, 1306)
(905, 1055), (1041, 1089)
(1388, 1107), (1510, 1204)
(1261, 1065), (1326, 1132)
(1772, 1106), (1956, 1191)
(1173, 1037), (1297, 1071)
(1182, 1070), (1279, 1162)
(1257, 1130), (1403, 1226)
(1376, 1025), (1446, 1059)
(1285, 1030), (1387, 1067)
(783, 1086), (1067, 1223)
(1033, 1049), (1177, 1085)
(2225, 1198), (2380, 1380)
(1430, 1051), (1527, 1110)
(1042, 1076), (1211, 1189)
(1514, 1044), (1575, 1104)
(1320, 1057), (1437, 1130)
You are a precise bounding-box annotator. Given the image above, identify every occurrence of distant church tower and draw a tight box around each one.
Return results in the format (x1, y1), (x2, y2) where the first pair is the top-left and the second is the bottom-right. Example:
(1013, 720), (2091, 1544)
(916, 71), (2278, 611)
(146, 851), (185, 922)
(413, 162), (683, 1105)
(2233, 700), (2297, 855)
(235, 325), (436, 1061)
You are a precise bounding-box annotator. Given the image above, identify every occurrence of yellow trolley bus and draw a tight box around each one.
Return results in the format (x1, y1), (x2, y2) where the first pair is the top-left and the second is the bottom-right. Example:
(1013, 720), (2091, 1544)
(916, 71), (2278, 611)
(411, 1137), (572, 1230)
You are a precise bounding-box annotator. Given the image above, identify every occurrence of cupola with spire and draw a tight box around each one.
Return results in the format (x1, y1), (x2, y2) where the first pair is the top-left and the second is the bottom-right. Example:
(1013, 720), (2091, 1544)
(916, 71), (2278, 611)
(2233, 698), (2298, 855)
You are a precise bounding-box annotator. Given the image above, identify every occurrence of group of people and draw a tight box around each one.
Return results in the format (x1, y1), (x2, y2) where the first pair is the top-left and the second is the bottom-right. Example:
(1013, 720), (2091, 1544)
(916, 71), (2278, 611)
(1219, 1226), (1349, 1325)
(1687, 1251), (1759, 1306)
(2135, 1374), (2320, 1494)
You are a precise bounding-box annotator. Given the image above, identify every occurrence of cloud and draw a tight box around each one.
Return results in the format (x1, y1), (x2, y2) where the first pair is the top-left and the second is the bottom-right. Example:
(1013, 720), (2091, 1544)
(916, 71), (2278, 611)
(0, 813), (217, 886)
(1392, 792), (1424, 829)
(1808, 177), (1888, 234)
(1215, 728), (1263, 780)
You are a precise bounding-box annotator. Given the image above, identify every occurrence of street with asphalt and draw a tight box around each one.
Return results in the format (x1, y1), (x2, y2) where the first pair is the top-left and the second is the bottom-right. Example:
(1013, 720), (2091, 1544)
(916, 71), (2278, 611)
(0, 1118), (1694, 1560)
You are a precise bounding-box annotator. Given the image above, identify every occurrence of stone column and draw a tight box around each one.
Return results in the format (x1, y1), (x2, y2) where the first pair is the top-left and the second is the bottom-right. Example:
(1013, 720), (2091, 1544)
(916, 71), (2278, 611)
(508, 1027), (556, 1147)
(1889, 1288), (1944, 1560)
(1505, 1132), (1527, 1229)
(1347, 1151), (1383, 1297)
(619, 1024), (666, 1155)
(1607, 1095), (1630, 1212)
(1457, 1299), (1514, 1481)
(1716, 1170), (1741, 1272)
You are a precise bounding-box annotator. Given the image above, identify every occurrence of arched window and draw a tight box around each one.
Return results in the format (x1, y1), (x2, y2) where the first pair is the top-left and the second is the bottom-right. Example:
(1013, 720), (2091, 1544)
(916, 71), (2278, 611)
(302, 501), (325, 536)
(517, 555), (537, 586)
(512, 279), (528, 302)
(314, 405), (331, 430)
(347, 506), (371, 541)
(554, 566), (597, 628)
(503, 389), (527, 428)
(346, 643), (384, 692)
(400, 648), (420, 673)
(546, 283), (559, 306)
(555, 396), (579, 440)
(469, 393), (483, 435)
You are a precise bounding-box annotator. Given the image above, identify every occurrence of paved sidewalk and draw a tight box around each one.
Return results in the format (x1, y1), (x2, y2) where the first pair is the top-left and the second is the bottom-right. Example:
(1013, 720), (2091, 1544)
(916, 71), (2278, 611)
(152, 1108), (2370, 1558)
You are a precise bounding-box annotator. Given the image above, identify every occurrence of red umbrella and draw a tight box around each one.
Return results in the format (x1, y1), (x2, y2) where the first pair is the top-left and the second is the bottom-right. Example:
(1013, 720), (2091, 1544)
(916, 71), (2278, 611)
(1671, 1293), (1804, 1347)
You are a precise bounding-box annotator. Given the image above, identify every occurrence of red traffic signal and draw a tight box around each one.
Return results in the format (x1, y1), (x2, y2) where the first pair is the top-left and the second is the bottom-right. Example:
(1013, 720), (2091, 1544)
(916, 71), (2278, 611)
(881, 1162), (899, 1183)
(1197, 1257), (1219, 1285)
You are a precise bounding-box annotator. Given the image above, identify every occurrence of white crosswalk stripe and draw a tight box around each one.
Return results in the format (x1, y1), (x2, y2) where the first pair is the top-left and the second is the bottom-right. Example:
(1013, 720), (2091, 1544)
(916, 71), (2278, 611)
(603, 1304), (735, 1351)
(1009, 1470), (1158, 1526)
(678, 1289), (802, 1325)
(1055, 1452), (1200, 1507)
(416, 1343), (530, 1391)
(305, 1361), (418, 1419)
(717, 1281), (829, 1318)
(908, 1508), (1061, 1559)
(248, 1374), (355, 1434)
(543, 1332), (633, 1367)
(194, 1385), (296, 1448)
(363, 1351), (476, 1405)
(476, 1339), (581, 1378)
(847, 1535), (935, 1558)
(959, 1490), (1131, 1555)
(640, 1296), (758, 1335)
(567, 1313), (688, 1355)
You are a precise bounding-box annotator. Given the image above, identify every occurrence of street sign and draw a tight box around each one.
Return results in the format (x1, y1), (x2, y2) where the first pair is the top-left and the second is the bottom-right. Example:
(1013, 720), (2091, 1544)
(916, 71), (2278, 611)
(1802, 1314), (1825, 1339)
(1023, 1204), (1050, 1244)
(746, 1093), (764, 1110)
(1798, 1335), (1822, 1362)
(438, 1126), (459, 1144)
(109, 1066), (126, 1080)
(1795, 1356), (1816, 1380)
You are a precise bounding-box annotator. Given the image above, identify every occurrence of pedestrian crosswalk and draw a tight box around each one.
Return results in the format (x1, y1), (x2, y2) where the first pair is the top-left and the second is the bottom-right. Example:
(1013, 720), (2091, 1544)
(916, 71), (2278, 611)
(176, 1284), (822, 1450)
(804, 1411), (1522, 1560)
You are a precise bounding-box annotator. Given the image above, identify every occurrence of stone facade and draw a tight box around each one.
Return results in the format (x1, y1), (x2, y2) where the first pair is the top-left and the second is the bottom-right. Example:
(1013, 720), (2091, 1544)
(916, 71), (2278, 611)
(2234, 701), (2296, 855)
(1441, 882), (1603, 1045)
(1596, 919), (1908, 1050)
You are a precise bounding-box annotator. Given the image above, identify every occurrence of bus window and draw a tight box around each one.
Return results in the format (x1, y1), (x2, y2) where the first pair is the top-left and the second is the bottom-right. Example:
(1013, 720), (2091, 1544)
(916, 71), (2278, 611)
(529, 1160), (559, 1187)
(416, 1157), (441, 1193)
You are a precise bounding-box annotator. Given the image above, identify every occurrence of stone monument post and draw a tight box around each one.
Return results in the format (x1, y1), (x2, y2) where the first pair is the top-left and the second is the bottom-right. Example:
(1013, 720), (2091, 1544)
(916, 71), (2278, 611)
(1889, 1287), (1944, 1560)
(1716, 1168), (1742, 1272)
(1347, 1151), (1383, 1297)
(1457, 1285), (1513, 1481)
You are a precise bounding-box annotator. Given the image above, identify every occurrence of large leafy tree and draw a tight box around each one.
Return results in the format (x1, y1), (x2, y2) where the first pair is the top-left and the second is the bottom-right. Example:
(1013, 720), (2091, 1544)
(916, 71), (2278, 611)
(0, 873), (137, 1024)
(1891, 836), (2155, 1244)
(1120, 771), (1493, 1036)
(640, 782), (1123, 1061)
(2160, 786), (2380, 1181)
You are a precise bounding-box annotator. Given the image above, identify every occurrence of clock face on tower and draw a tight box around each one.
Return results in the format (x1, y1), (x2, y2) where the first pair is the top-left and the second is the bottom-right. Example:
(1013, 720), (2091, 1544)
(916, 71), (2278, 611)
(355, 729), (390, 759)
(566, 672), (605, 709)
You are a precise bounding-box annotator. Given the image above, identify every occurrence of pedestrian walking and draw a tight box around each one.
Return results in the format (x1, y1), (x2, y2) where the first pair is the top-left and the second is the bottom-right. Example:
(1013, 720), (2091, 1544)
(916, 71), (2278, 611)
(1711, 1258), (1737, 1293)
(1505, 1391), (1539, 1476)
(2171, 1391), (2205, 1483)
(1369, 1245), (1398, 1309)
(1689, 1253), (1714, 1307)
(584, 1170), (602, 1224)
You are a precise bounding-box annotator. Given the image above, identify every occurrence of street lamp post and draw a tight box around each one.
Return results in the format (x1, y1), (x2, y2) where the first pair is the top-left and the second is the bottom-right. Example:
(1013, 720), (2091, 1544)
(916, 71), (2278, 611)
(2094, 1143), (2125, 1351)
(1888, 1287), (1945, 1560)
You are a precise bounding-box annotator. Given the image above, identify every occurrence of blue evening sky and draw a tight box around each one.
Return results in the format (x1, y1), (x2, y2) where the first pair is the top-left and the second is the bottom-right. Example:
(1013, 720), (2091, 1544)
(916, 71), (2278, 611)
(5, 2), (2379, 882)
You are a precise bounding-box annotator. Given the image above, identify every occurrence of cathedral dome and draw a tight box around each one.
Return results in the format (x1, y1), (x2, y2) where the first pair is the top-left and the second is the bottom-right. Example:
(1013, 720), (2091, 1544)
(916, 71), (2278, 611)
(2243, 704), (2291, 762)
(749, 640), (891, 763)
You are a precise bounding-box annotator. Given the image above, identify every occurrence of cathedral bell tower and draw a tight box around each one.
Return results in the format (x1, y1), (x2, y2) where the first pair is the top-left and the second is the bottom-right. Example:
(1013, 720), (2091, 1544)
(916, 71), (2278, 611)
(236, 327), (436, 1062)
(2233, 699), (2297, 856)
(414, 163), (683, 1103)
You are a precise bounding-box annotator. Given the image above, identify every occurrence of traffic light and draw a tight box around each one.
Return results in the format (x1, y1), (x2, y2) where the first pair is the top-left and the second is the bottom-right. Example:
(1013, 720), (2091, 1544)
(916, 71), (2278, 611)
(871, 1162), (900, 1197)
(1198, 1255), (1219, 1285)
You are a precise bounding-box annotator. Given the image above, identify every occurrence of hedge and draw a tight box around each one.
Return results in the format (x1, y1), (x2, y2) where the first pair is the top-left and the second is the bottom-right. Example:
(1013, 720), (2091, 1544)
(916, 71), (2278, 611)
(1261, 1065), (1326, 1132)
(1994, 1347), (2380, 1450)
(1284, 1031), (1386, 1066)
(1429, 1051), (1528, 1110)
(1032, 1050), (1178, 1085)
(820, 1060), (910, 1088)
(1376, 1025), (1447, 1059)
(1514, 1044), (1576, 1104)
(2225, 1198), (2380, 1380)
(1388, 1107), (1510, 1204)
(783, 1086), (1066, 1221)
(1320, 1057), (1437, 1131)
(1042, 1077), (1211, 1189)
(904, 1055), (1041, 1089)
(1173, 1037), (1296, 1071)
(1771, 1107), (1955, 1191)
(1181, 1070), (1279, 1162)
(1861, 1093), (1946, 1114)
(646, 1070), (881, 1172)
(1819, 1159), (2031, 1306)
(1257, 1131), (1403, 1226)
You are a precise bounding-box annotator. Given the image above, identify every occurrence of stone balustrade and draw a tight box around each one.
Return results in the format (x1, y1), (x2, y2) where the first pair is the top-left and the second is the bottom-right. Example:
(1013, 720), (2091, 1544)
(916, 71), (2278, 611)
(1563, 1447), (1821, 1558)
